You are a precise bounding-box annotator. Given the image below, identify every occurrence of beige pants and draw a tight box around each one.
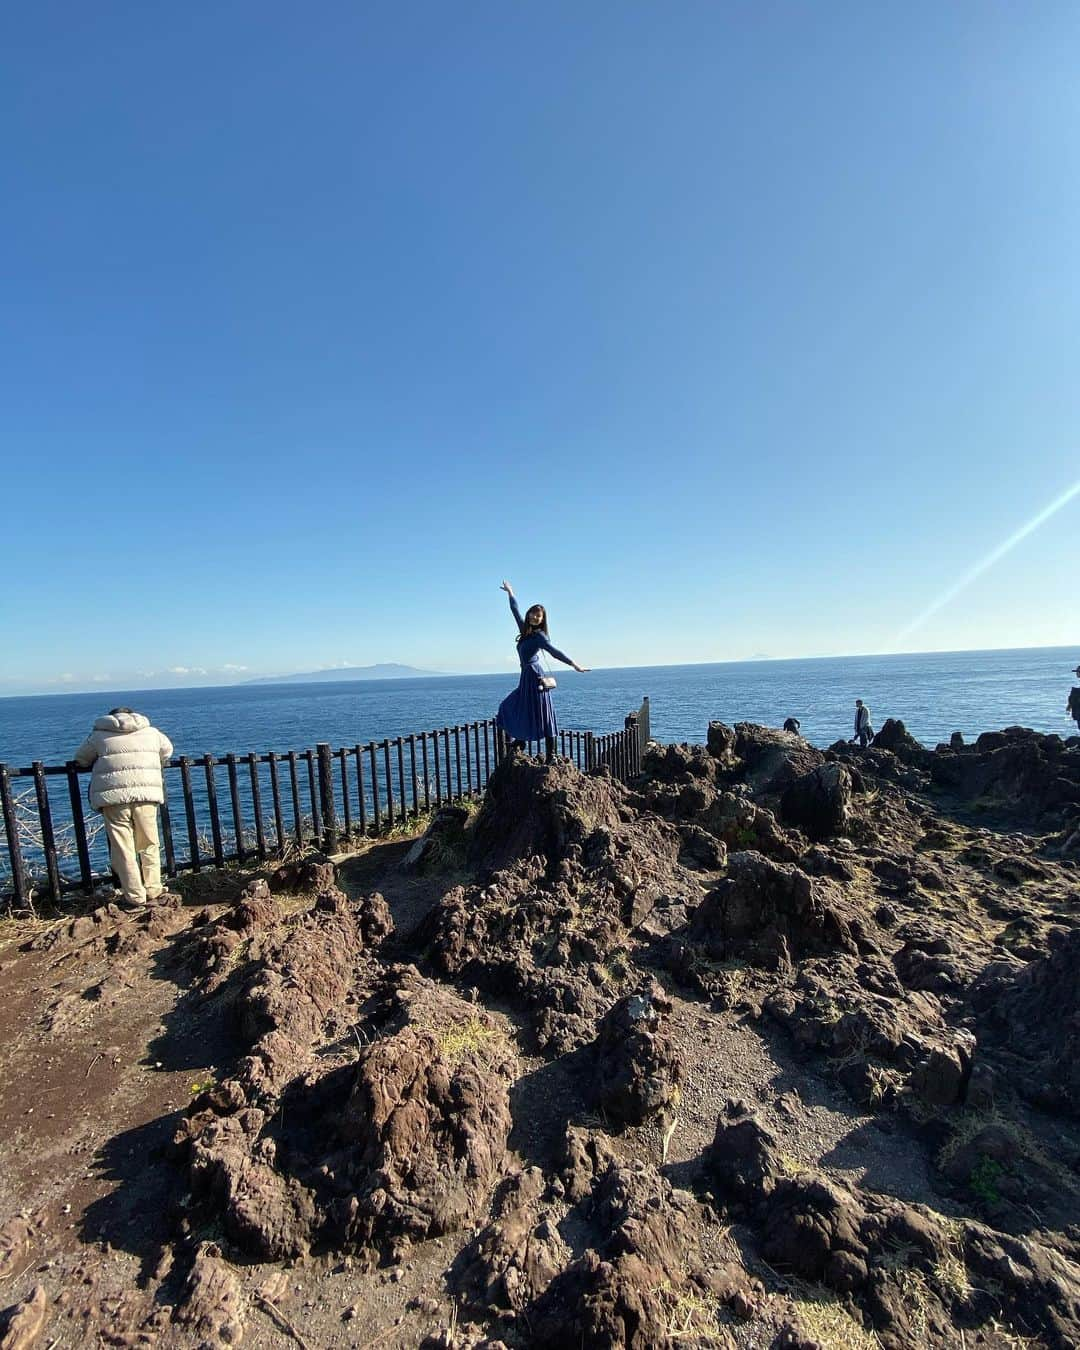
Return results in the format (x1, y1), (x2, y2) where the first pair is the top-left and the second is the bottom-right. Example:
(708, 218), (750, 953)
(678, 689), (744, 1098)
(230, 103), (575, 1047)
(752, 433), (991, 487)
(101, 803), (163, 903)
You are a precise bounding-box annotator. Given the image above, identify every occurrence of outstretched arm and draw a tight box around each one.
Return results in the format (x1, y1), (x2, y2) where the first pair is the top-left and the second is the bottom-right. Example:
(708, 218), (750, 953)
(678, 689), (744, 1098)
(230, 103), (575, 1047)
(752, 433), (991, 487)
(538, 633), (590, 673)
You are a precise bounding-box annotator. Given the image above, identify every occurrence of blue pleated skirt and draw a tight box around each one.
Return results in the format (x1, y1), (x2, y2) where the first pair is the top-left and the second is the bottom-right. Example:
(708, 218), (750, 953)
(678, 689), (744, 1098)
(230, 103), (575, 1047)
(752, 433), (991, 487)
(497, 667), (558, 741)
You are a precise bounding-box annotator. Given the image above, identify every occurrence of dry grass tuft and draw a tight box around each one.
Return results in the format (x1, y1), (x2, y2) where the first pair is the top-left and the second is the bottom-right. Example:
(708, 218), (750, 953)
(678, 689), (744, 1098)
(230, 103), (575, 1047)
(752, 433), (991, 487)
(431, 1015), (508, 1070)
(659, 1283), (722, 1342)
(784, 1284), (880, 1350)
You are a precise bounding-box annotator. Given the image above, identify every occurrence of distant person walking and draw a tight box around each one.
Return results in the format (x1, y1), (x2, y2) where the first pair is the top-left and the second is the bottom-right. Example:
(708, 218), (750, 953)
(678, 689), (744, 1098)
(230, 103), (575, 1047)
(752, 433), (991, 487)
(496, 581), (589, 764)
(1067, 665), (1080, 734)
(73, 708), (174, 909)
(851, 699), (874, 748)
(783, 717), (801, 734)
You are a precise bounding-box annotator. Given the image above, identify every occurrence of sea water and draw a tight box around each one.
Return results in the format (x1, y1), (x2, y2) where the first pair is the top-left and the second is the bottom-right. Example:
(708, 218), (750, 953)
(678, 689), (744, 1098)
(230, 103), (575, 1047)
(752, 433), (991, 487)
(2, 646), (1076, 767)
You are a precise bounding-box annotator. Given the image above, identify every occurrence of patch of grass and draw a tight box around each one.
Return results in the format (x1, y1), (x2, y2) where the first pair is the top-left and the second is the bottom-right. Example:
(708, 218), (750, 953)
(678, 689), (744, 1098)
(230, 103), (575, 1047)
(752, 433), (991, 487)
(275, 893), (314, 918)
(659, 1283), (722, 1342)
(974, 1323), (1042, 1349)
(891, 1267), (930, 1342)
(786, 1285), (879, 1350)
(969, 1156), (1003, 1206)
(432, 1015), (507, 1069)
(925, 1211), (973, 1301)
(591, 946), (633, 987)
(933, 1248), (971, 1301)
(777, 1152), (808, 1179)
(220, 935), (253, 972)
(932, 1105), (1079, 1210)
(936, 1107), (1015, 1172)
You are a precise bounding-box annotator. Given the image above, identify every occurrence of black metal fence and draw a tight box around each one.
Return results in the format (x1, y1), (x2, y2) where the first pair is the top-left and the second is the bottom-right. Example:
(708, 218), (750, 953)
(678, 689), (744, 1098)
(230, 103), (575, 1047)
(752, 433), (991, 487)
(0, 698), (650, 909)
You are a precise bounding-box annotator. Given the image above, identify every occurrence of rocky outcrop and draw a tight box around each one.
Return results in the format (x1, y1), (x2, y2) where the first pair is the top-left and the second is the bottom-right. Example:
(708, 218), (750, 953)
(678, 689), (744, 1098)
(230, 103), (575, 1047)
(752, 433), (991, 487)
(424, 757), (697, 1052)
(178, 872), (513, 1265)
(780, 761), (854, 839)
(729, 723), (826, 795)
(689, 851), (870, 970)
(706, 1101), (1080, 1348)
(0, 1286), (47, 1350)
(173, 1244), (245, 1347)
(15, 719), (1077, 1350)
(589, 982), (683, 1128)
(928, 727), (1080, 823)
(971, 927), (1080, 1116)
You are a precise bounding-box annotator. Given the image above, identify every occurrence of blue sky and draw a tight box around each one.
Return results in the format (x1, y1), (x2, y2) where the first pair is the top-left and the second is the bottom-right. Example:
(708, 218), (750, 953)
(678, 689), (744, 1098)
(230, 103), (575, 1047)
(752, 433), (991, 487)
(3, 2), (1078, 694)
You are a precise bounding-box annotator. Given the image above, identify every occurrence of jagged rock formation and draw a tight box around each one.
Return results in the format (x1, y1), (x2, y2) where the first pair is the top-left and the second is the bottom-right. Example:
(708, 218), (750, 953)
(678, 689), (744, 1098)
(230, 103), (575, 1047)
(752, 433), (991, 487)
(589, 981), (683, 1127)
(423, 757), (697, 1052)
(971, 926), (1080, 1116)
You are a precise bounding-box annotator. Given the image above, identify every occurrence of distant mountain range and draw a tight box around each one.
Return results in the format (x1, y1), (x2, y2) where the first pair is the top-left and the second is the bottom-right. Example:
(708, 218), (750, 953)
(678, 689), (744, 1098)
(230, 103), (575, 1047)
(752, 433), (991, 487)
(245, 663), (443, 685)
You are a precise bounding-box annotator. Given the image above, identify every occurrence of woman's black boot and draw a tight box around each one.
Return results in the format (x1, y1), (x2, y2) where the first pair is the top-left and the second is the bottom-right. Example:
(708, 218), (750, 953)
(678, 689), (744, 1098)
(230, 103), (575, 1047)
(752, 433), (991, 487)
(545, 736), (556, 764)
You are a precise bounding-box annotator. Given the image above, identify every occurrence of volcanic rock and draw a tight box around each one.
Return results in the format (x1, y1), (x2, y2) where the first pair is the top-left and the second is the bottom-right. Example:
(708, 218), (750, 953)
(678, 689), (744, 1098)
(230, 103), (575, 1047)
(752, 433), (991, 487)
(780, 761), (854, 840)
(706, 1104), (1080, 1347)
(590, 981), (683, 1127)
(971, 926), (1080, 1116)
(730, 723), (826, 795)
(173, 1243), (245, 1347)
(0, 1285), (47, 1350)
(689, 851), (867, 970)
(402, 805), (471, 873)
(425, 758), (694, 1051)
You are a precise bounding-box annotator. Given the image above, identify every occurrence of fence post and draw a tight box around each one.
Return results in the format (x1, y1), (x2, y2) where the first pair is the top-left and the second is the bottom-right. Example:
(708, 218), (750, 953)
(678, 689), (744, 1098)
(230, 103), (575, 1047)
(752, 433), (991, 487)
(585, 732), (596, 772)
(316, 743), (338, 852)
(66, 762), (94, 894)
(32, 763), (62, 905)
(0, 764), (29, 909)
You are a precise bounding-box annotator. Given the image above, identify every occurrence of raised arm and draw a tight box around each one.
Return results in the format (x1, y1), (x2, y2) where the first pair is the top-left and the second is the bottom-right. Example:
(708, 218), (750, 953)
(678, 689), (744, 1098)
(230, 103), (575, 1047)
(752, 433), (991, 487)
(500, 580), (525, 634)
(509, 593), (525, 634)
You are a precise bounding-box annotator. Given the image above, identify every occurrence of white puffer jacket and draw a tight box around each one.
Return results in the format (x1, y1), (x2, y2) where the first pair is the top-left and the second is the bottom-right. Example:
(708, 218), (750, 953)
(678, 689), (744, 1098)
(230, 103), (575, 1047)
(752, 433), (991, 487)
(73, 713), (174, 810)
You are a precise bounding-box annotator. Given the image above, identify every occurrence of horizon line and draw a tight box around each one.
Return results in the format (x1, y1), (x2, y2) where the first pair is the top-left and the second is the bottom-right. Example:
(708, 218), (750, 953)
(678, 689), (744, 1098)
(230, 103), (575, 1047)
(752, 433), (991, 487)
(2, 639), (1077, 700)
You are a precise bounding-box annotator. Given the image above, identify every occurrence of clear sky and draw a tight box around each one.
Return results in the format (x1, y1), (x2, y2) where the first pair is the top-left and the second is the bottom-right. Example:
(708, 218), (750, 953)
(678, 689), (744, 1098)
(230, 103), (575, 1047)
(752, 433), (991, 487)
(3, 2), (1078, 694)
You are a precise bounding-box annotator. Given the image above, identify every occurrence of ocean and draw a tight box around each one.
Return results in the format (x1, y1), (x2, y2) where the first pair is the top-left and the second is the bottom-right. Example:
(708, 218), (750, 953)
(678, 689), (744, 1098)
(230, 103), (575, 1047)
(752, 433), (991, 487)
(2, 646), (1077, 768)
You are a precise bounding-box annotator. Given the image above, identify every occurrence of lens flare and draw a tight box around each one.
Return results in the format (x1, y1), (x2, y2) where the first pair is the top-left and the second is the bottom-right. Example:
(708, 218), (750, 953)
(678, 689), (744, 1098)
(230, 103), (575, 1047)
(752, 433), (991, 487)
(896, 477), (1080, 645)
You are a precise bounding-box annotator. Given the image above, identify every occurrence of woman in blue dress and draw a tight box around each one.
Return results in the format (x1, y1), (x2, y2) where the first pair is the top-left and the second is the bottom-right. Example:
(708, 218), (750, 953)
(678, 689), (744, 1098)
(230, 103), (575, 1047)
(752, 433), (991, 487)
(496, 579), (589, 762)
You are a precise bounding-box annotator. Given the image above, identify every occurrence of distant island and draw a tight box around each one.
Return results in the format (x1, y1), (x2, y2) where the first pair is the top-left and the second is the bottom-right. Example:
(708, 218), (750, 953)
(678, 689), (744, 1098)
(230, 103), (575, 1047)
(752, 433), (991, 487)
(246, 663), (443, 685)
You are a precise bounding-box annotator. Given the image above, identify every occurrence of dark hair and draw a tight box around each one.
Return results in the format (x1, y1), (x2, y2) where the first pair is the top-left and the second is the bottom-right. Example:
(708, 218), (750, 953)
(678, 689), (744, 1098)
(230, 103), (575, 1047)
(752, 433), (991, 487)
(109, 706), (135, 716)
(516, 604), (548, 644)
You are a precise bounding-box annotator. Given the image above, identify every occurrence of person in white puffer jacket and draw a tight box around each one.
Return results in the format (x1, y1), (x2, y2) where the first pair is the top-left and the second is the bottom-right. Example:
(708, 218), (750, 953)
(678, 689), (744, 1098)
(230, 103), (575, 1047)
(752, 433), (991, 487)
(73, 709), (174, 908)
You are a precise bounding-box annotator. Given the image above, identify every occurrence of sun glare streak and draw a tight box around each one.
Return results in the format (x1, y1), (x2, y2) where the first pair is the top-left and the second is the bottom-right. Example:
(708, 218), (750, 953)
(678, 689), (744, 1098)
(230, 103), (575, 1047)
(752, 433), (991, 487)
(896, 477), (1080, 645)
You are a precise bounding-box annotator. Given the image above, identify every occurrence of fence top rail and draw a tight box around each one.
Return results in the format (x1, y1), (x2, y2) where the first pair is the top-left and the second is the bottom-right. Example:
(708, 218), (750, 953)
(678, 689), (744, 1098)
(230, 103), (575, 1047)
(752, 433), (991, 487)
(0, 709), (647, 782)
(0, 721), (503, 779)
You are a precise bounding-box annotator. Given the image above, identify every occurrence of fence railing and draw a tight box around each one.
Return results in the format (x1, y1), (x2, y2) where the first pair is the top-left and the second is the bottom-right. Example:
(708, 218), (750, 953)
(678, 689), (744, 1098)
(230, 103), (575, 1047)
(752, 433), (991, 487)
(0, 697), (650, 909)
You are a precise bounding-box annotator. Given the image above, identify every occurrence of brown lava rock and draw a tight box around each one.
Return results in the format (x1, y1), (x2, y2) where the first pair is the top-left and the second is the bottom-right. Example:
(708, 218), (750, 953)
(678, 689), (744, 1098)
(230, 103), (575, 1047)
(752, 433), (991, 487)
(425, 757), (697, 1051)
(689, 850), (871, 971)
(590, 980), (683, 1128)
(971, 926), (1080, 1116)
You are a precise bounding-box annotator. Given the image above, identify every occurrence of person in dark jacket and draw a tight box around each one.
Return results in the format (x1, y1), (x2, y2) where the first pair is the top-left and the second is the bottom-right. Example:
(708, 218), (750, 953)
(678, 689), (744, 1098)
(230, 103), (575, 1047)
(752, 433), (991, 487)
(783, 717), (801, 734)
(496, 580), (589, 762)
(1067, 666), (1080, 732)
(851, 699), (874, 748)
